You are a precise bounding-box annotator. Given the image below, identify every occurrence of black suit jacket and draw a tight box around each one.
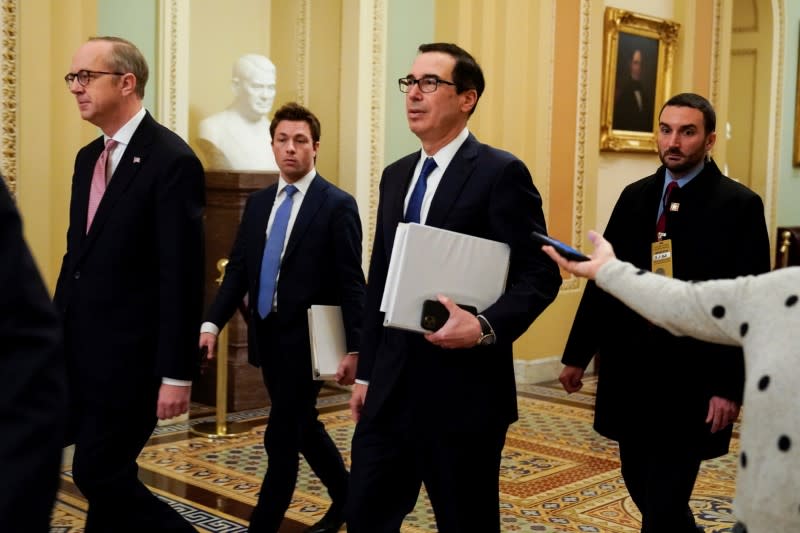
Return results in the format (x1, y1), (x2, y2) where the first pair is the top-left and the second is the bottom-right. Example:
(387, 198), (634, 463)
(54, 112), (205, 411)
(562, 160), (770, 457)
(0, 178), (66, 531)
(357, 134), (561, 431)
(205, 174), (365, 385)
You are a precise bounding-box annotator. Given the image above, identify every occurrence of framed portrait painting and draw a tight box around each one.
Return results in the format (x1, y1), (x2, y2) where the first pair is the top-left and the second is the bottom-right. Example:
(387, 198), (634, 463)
(600, 7), (680, 152)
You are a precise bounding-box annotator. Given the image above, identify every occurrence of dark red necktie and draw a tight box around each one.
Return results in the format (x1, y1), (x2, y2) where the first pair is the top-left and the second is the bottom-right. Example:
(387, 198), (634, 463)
(655, 181), (679, 240)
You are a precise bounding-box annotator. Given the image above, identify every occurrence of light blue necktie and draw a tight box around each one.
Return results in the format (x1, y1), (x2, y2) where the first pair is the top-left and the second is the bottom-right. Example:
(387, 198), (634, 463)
(257, 184), (298, 318)
(404, 157), (438, 224)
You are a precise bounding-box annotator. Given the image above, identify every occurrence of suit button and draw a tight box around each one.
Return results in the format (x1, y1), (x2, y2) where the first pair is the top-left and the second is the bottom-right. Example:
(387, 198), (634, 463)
(73, 271), (81, 280)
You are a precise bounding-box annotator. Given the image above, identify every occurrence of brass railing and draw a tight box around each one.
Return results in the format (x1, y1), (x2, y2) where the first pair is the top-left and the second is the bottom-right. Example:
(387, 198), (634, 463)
(778, 230), (792, 269)
(191, 258), (249, 439)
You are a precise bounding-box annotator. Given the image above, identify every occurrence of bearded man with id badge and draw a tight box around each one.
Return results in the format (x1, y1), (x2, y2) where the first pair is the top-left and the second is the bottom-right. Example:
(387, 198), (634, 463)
(558, 93), (770, 533)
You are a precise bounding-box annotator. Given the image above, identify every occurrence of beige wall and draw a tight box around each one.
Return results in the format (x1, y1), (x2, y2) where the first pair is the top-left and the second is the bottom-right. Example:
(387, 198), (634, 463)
(728, 0), (772, 201)
(8, 0), (793, 373)
(17, 0), (99, 290)
(434, 0), (569, 359)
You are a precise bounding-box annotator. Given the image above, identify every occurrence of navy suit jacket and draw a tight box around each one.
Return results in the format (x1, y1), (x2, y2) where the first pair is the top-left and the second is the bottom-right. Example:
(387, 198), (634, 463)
(54, 112), (205, 410)
(205, 174), (365, 384)
(357, 133), (561, 430)
(0, 177), (66, 531)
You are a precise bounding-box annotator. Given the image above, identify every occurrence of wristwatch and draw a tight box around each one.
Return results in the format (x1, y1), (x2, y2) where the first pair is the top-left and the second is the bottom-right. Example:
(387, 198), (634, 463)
(476, 315), (496, 346)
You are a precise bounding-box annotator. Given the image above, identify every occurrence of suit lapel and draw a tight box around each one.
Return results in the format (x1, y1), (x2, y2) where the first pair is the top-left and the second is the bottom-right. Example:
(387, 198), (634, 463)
(380, 156), (418, 265)
(283, 174), (328, 262)
(424, 134), (479, 228)
(387, 157), (418, 227)
(249, 184), (278, 282)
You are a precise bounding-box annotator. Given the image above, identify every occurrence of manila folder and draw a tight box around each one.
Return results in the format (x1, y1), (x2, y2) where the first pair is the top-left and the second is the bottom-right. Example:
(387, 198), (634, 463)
(380, 223), (510, 334)
(308, 305), (346, 380)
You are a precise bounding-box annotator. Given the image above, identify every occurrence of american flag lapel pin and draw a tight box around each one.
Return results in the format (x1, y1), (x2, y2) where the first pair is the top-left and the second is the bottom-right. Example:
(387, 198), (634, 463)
(133, 156), (141, 164)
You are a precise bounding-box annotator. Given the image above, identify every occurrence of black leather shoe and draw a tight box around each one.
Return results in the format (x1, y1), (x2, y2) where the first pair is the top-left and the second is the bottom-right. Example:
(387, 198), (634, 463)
(304, 512), (345, 533)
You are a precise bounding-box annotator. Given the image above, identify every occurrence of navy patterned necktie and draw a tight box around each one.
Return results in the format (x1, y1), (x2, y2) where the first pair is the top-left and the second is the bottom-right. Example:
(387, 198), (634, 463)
(404, 157), (438, 224)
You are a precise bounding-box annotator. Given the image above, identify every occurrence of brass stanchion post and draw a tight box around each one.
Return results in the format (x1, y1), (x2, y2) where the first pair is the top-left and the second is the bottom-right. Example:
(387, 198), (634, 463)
(191, 259), (249, 438)
(778, 230), (792, 269)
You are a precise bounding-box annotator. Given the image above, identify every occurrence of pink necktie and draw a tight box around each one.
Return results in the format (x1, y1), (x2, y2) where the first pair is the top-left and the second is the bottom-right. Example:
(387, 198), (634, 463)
(86, 139), (118, 233)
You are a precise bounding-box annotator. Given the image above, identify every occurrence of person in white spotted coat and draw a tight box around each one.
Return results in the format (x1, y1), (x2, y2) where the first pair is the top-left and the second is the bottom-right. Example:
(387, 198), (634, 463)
(543, 230), (799, 533)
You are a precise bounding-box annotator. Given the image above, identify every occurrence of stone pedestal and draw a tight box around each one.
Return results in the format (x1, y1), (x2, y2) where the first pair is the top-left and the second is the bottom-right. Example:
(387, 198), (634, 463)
(194, 170), (278, 412)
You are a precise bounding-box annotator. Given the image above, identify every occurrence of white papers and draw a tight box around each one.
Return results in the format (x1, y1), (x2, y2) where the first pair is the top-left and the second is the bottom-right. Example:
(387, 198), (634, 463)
(380, 223), (510, 333)
(307, 305), (346, 380)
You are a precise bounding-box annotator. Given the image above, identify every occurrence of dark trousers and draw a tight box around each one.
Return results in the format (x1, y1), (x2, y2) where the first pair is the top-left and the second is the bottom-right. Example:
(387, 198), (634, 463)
(248, 364), (349, 532)
(618, 438), (703, 533)
(346, 407), (508, 533)
(70, 388), (196, 533)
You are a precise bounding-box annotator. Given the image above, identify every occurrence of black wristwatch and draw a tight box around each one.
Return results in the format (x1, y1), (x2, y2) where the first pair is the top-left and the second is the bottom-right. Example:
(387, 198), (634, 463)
(476, 315), (496, 345)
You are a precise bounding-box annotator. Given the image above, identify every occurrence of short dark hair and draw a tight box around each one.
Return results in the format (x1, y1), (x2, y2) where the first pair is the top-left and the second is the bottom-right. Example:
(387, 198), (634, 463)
(269, 102), (321, 143)
(660, 92), (716, 133)
(89, 36), (149, 99)
(418, 42), (485, 115)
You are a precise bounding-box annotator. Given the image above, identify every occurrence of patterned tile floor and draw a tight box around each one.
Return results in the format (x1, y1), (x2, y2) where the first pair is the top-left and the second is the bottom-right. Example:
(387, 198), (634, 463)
(53, 378), (740, 532)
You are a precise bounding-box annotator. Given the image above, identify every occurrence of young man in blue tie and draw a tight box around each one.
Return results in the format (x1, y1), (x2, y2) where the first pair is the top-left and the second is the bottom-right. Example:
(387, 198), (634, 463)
(200, 102), (365, 533)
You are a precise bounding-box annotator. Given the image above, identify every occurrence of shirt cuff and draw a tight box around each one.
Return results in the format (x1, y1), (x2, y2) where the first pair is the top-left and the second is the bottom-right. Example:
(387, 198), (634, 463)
(201, 321), (220, 335)
(162, 377), (192, 386)
(355, 379), (370, 385)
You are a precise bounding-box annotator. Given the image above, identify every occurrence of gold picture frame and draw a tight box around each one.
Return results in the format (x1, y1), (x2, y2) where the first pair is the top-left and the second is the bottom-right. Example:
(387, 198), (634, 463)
(600, 7), (680, 152)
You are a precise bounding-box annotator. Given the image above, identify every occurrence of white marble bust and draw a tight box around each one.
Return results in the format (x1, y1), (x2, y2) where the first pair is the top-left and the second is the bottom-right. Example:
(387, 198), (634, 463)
(197, 54), (279, 171)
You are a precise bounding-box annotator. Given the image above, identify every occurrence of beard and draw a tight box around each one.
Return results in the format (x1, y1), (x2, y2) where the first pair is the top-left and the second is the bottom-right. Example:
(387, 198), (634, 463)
(658, 146), (706, 174)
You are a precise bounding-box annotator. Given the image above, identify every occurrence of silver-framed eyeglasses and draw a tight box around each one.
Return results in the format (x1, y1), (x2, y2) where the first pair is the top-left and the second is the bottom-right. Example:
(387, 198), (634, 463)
(64, 69), (125, 88)
(398, 76), (457, 94)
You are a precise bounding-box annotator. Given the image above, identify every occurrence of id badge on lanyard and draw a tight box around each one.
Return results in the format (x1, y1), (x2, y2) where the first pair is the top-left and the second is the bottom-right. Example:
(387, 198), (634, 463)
(652, 198), (680, 277)
(651, 239), (673, 277)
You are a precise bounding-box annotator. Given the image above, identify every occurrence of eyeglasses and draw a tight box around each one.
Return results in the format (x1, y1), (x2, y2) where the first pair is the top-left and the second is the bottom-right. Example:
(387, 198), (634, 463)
(64, 69), (125, 88)
(398, 76), (458, 94)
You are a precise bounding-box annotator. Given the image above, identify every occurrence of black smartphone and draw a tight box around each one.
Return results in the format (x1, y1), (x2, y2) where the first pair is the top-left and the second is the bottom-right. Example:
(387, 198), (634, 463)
(420, 299), (478, 332)
(530, 231), (590, 262)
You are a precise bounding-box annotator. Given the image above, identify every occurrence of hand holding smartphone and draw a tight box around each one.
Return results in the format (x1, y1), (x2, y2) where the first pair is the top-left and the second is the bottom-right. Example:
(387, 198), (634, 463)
(420, 299), (478, 332)
(530, 231), (590, 262)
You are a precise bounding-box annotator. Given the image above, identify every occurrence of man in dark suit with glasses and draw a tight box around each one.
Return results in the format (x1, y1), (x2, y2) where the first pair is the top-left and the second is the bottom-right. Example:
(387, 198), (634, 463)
(57, 36), (204, 532)
(346, 42), (560, 532)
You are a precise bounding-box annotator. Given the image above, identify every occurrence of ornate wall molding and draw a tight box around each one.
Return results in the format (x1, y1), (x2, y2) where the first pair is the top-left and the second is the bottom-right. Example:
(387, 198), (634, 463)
(767, 0), (783, 235)
(158, 0), (189, 139)
(0, 0), (18, 194)
(366, 0), (386, 260)
(540, 1), (555, 230)
(295, 0), (311, 105)
(710, 0), (723, 106)
(563, 0), (592, 292)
